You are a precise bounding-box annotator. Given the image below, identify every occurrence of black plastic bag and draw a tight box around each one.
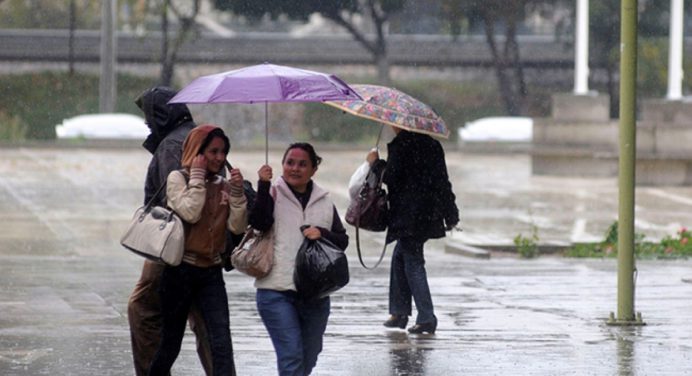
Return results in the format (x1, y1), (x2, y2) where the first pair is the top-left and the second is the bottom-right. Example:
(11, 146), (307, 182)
(294, 237), (349, 301)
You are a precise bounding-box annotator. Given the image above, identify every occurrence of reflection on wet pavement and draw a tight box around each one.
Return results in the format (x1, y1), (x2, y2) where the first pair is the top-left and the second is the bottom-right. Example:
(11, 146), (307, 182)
(0, 148), (691, 375)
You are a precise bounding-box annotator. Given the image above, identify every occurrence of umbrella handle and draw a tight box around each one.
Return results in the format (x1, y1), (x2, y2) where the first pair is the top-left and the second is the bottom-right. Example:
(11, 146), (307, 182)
(224, 160), (234, 180)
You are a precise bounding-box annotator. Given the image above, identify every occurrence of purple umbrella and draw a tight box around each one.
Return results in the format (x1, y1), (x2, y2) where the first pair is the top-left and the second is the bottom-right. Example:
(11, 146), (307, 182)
(169, 63), (361, 162)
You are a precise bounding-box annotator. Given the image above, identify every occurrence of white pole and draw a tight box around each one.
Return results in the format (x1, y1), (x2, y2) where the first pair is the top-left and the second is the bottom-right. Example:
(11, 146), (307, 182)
(574, 0), (590, 95)
(666, 0), (684, 100)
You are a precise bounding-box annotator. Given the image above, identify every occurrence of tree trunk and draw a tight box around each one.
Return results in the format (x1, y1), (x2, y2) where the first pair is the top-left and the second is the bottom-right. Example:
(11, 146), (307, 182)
(483, 16), (520, 116)
(159, 0), (199, 87)
(371, 3), (390, 85)
(375, 55), (390, 85)
(505, 16), (527, 115)
(374, 40), (390, 85)
(160, 56), (174, 87)
(159, 1), (170, 86)
(326, 2), (392, 85)
(68, 0), (75, 76)
(606, 63), (618, 118)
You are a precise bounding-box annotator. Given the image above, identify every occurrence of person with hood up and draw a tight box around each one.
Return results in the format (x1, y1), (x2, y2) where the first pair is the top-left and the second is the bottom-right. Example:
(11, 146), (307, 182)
(128, 86), (218, 376)
(148, 125), (247, 375)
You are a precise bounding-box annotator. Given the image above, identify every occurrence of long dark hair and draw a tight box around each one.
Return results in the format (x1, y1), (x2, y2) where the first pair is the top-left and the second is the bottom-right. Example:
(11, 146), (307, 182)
(282, 142), (322, 168)
(198, 127), (230, 155)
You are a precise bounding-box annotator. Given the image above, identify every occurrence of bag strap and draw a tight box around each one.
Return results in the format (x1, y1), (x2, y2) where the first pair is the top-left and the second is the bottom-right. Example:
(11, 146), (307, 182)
(146, 168), (191, 211)
(353, 174), (387, 270)
(354, 224), (388, 270)
(144, 180), (168, 211)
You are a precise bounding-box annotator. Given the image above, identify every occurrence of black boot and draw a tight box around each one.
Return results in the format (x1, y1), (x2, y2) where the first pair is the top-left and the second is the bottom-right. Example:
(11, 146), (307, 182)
(408, 315), (437, 334)
(383, 315), (408, 329)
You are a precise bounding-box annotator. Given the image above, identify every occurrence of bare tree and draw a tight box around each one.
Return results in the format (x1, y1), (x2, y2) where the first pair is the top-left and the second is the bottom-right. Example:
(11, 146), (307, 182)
(68, 0), (76, 75)
(474, 1), (526, 116)
(213, 0), (407, 84)
(158, 0), (200, 86)
(442, 0), (557, 115)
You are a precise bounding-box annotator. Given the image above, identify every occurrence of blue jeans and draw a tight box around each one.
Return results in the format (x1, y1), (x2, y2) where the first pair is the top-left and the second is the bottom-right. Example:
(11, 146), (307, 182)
(148, 263), (234, 376)
(256, 289), (330, 376)
(389, 237), (435, 324)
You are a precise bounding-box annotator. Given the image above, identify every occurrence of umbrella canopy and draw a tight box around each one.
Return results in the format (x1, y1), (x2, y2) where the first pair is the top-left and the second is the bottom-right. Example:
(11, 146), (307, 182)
(325, 84), (449, 139)
(168, 63), (361, 104)
(169, 63), (361, 163)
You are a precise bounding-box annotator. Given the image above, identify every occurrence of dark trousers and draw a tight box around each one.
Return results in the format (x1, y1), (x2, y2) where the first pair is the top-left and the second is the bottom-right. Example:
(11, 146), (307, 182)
(256, 289), (330, 376)
(128, 260), (213, 376)
(148, 263), (235, 376)
(389, 237), (435, 324)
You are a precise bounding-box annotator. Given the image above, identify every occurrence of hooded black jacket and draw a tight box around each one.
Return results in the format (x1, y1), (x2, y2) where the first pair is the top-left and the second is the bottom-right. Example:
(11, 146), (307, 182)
(135, 86), (195, 207)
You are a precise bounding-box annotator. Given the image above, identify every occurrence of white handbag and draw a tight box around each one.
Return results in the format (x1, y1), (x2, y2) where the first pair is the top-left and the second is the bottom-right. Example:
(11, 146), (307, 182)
(120, 183), (184, 266)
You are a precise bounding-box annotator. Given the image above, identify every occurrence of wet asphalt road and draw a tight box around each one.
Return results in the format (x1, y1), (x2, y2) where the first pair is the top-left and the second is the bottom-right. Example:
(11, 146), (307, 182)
(0, 146), (691, 375)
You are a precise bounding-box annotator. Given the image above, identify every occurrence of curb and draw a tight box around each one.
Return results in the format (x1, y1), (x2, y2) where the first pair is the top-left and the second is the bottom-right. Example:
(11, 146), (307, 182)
(444, 241), (574, 259)
(444, 240), (491, 259)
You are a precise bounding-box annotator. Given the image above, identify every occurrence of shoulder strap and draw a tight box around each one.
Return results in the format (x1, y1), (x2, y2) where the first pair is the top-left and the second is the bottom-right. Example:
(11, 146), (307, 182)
(144, 181), (167, 210)
(353, 215), (388, 270)
(146, 169), (187, 210)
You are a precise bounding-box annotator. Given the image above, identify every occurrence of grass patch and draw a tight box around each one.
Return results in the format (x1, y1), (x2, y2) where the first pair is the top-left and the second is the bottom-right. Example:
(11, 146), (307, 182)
(1, 71), (556, 142)
(564, 221), (692, 259)
(0, 72), (152, 140)
(514, 225), (539, 259)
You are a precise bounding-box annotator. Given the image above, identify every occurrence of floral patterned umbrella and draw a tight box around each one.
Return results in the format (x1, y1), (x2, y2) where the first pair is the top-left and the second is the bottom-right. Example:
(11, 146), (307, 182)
(325, 84), (449, 139)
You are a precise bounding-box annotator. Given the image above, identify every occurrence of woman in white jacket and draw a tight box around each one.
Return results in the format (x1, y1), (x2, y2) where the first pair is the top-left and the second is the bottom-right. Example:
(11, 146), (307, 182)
(249, 143), (348, 376)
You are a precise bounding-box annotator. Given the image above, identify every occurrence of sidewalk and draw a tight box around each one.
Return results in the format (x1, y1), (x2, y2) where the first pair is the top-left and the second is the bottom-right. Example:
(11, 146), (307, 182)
(0, 146), (690, 375)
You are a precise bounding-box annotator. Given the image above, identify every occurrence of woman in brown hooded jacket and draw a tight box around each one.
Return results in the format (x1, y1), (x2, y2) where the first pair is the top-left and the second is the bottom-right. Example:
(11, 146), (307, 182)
(148, 125), (247, 376)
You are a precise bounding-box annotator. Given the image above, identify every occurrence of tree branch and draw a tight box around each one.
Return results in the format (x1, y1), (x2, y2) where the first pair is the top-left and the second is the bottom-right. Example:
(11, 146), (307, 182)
(366, 0), (387, 52)
(322, 11), (378, 56)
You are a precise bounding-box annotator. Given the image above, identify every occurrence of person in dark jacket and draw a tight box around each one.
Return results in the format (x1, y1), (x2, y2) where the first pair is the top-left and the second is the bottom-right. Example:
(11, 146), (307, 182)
(367, 127), (459, 334)
(127, 86), (219, 376)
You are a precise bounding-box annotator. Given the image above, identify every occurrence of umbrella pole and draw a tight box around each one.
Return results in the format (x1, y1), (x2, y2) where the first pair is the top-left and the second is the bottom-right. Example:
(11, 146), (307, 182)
(265, 102), (269, 164)
(375, 124), (384, 149)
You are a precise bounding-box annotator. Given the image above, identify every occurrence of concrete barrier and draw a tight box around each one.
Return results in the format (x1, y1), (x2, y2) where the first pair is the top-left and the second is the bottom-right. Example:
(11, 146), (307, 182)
(531, 94), (692, 186)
